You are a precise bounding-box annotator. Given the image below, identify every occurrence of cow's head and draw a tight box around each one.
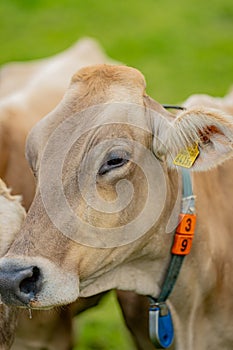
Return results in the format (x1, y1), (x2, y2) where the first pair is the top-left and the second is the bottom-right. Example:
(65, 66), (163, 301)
(0, 64), (232, 308)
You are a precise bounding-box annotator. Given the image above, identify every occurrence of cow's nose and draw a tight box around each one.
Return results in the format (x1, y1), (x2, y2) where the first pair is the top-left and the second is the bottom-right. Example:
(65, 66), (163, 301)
(0, 266), (42, 306)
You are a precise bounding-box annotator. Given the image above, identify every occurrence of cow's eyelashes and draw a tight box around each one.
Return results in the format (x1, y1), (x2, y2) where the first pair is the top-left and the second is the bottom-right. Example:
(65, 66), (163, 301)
(99, 158), (129, 175)
(98, 152), (130, 176)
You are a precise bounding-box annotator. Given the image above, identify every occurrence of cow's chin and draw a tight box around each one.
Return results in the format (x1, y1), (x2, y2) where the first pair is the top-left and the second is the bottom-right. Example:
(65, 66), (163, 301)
(0, 256), (79, 309)
(78, 264), (161, 300)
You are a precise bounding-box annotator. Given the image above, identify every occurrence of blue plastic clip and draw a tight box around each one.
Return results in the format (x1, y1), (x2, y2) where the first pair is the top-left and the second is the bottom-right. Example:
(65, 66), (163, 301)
(149, 302), (174, 348)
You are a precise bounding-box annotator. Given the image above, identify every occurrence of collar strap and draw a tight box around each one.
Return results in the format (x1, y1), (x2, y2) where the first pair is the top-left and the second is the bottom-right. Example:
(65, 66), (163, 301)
(149, 169), (196, 348)
(162, 104), (186, 111)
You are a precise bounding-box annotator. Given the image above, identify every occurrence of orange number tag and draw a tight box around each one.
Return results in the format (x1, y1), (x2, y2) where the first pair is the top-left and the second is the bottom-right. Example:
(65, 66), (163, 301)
(172, 235), (193, 255)
(172, 214), (196, 255)
(176, 214), (196, 235)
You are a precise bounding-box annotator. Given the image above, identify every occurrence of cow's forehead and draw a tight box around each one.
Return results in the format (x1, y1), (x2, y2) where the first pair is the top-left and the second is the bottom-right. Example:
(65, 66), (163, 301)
(25, 64), (170, 170)
(71, 64), (146, 92)
(26, 102), (147, 157)
(32, 109), (152, 182)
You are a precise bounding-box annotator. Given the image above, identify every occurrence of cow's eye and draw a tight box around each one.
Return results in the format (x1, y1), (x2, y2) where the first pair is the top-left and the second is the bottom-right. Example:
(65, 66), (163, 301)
(98, 151), (130, 176)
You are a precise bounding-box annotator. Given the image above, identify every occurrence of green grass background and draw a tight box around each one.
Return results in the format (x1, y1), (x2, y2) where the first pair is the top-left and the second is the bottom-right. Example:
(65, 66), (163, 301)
(1, 0), (233, 103)
(0, 1), (232, 349)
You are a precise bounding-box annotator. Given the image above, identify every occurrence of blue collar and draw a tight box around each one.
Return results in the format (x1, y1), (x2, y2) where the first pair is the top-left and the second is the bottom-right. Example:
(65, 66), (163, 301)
(148, 169), (196, 348)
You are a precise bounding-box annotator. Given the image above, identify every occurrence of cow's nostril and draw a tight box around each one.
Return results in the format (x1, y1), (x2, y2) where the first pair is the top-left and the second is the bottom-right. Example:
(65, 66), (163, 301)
(19, 266), (41, 296)
(0, 265), (42, 306)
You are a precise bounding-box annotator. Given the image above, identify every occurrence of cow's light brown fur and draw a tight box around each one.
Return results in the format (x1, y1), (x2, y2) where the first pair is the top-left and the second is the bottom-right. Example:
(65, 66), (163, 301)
(1, 43), (144, 350)
(0, 47), (155, 350)
(1, 65), (233, 349)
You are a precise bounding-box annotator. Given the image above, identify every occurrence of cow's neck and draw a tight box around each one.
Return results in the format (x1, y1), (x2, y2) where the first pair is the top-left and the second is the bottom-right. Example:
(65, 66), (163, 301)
(166, 163), (233, 348)
(153, 169), (195, 302)
(164, 167), (224, 302)
(147, 168), (196, 348)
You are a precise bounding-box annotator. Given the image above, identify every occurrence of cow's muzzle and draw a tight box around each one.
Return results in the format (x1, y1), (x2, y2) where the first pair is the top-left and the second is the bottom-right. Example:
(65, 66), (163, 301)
(0, 264), (42, 306)
(0, 256), (79, 308)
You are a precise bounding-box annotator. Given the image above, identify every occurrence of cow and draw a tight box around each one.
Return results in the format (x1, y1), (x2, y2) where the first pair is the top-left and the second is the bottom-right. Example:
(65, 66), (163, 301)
(0, 41), (115, 349)
(0, 179), (26, 349)
(0, 64), (232, 349)
(0, 46), (152, 350)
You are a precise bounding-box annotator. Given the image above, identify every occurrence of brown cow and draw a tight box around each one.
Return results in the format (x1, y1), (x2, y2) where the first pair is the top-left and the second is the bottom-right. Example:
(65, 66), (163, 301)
(0, 64), (232, 349)
(0, 48), (153, 350)
(0, 179), (25, 349)
(0, 43), (115, 349)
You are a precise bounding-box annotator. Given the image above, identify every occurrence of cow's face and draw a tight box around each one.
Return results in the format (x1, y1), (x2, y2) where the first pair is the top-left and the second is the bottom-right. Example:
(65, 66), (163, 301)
(0, 65), (232, 309)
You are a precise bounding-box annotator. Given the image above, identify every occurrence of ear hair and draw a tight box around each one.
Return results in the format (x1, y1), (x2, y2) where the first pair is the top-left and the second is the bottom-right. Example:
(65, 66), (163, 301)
(144, 93), (233, 169)
(166, 108), (233, 169)
(171, 108), (233, 148)
(144, 94), (233, 170)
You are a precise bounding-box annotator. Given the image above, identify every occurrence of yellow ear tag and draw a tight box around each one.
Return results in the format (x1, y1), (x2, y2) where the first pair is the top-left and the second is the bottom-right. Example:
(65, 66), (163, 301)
(173, 143), (199, 168)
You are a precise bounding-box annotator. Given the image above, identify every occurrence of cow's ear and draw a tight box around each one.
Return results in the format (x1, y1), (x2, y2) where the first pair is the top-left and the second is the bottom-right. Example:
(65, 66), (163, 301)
(152, 107), (233, 170)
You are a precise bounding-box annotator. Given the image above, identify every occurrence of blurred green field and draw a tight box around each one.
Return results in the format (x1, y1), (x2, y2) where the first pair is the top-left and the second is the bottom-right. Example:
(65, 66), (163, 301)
(0, 1), (232, 349)
(1, 0), (233, 103)
(73, 292), (135, 350)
